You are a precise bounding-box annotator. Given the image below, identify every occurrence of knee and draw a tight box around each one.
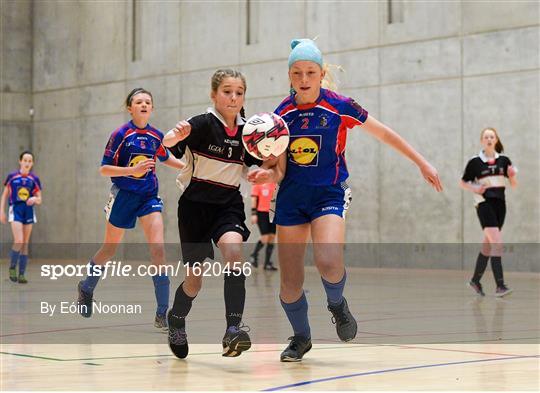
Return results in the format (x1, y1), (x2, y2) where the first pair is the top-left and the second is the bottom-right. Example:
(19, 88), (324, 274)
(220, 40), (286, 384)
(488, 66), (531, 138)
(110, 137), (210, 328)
(149, 245), (165, 263)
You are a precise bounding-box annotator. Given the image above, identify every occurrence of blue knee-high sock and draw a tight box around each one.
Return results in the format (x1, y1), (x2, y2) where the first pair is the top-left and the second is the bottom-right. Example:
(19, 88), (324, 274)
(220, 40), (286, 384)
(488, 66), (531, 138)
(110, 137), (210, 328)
(9, 249), (20, 269)
(281, 291), (311, 339)
(18, 254), (28, 275)
(321, 270), (347, 307)
(152, 274), (170, 316)
(81, 261), (103, 293)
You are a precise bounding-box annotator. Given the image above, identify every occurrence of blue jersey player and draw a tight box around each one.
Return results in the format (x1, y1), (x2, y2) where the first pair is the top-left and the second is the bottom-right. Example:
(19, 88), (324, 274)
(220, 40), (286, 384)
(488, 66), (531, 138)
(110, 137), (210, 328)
(249, 39), (443, 362)
(1, 151), (42, 283)
(77, 88), (184, 330)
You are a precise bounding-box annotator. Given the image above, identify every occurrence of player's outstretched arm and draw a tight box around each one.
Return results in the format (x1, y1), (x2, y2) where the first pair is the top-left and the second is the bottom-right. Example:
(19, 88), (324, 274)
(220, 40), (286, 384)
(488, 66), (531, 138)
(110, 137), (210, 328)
(360, 115), (443, 192)
(0, 187), (8, 224)
(247, 153), (286, 185)
(163, 120), (191, 147)
(162, 155), (186, 170)
(508, 165), (518, 189)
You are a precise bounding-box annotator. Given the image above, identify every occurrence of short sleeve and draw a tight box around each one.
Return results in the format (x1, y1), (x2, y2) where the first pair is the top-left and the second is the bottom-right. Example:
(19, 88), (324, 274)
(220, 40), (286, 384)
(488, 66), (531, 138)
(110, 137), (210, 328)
(170, 115), (205, 159)
(156, 144), (169, 162)
(251, 184), (260, 197)
(461, 160), (476, 182)
(244, 153), (263, 168)
(101, 129), (125, 166)
(32, 175), (42, 193)
(341, 98), (368, 129)
(3, 173), (13, 187)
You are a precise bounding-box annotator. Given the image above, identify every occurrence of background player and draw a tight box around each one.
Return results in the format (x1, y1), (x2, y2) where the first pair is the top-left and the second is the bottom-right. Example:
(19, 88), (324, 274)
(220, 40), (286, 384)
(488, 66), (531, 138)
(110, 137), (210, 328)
(249, 39), (443, 362)
(249, 182), (278, 271)
(77, 88), (184, 330)
(461, 127), (517, 297)
(163, 69), (262, 359)
(1, 151), (42, 283)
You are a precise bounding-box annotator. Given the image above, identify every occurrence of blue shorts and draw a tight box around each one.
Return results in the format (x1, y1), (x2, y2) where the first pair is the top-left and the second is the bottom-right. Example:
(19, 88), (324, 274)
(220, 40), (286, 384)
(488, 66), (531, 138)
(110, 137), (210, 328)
(8, 203), (36, 224)
(104, 185), (163, 229)
(273, 179), (352, 226)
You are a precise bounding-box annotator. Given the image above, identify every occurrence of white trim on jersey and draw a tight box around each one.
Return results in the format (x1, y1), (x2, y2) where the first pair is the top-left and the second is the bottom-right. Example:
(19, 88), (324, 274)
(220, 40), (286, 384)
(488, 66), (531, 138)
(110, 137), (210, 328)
(8, 205), (14, 223)
(478, 150), (500, 163)
(192, 152), (244, 188)
(206, 107), (245, 128)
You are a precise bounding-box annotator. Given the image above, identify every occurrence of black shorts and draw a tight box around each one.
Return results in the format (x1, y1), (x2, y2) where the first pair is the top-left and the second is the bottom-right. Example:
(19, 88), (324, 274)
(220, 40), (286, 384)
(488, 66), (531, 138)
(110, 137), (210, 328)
(256, 211), (276, 235)
(476, 198), (506, 229)
(177, 196), (250, 265)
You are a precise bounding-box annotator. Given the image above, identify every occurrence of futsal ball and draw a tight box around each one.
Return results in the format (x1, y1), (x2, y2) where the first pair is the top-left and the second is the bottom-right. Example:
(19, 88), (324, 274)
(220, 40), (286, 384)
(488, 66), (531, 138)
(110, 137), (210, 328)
(242, 112), (290, 159)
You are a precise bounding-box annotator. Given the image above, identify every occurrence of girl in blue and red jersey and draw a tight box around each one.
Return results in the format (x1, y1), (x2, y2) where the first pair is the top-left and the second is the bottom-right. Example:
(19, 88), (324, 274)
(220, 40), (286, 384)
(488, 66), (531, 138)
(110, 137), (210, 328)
(1, 151), (42, 283)
(77, 88), (184, 330)
(249, 39), (443, 362)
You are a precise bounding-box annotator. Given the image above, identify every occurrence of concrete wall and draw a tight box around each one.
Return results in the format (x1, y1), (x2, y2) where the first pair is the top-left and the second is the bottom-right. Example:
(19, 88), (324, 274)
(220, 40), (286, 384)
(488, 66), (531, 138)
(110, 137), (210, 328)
(0, 0), (33, 244)
(2, 1), (539, 269)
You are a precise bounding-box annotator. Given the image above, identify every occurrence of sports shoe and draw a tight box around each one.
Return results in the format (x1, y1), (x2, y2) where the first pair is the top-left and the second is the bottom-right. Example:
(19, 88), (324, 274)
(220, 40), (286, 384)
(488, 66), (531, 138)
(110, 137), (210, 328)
(17, 275), (28, 284)
(468, 280), (485, 296)
(154, 314), (168, 332)
(263, 263), (277, 271)
(222, 324), (251, 357)
(9, 268), (17, 282)
(77, 281), (93, 317)
(495, 285), (513, 297)
(248, 256), (258, 268)
(280, 335), (312, 362)
(328, 297), (357, 342)
(168, 311), (189, 359)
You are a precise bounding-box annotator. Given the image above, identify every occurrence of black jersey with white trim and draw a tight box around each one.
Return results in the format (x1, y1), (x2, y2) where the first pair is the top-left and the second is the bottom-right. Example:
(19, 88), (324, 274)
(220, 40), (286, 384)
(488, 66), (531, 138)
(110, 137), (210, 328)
(170, 109), (261, 204)
(462, 151), (512, 204)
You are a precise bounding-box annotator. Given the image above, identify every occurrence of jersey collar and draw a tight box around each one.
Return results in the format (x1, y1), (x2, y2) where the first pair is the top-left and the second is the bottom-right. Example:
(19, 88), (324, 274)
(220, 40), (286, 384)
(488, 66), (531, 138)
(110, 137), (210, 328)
(479, 150), (499, 163)
(207, 107), (245, 127)
(129, 120), (149, 132)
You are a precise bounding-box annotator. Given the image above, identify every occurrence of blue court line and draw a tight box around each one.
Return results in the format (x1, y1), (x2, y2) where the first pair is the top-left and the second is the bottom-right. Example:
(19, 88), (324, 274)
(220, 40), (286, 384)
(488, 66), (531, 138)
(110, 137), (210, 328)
(262, 355), (539, 391)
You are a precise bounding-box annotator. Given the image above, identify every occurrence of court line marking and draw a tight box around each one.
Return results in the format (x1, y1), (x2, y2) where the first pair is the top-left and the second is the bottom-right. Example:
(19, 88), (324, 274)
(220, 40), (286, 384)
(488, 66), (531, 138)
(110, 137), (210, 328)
(261, 355), (540, 391)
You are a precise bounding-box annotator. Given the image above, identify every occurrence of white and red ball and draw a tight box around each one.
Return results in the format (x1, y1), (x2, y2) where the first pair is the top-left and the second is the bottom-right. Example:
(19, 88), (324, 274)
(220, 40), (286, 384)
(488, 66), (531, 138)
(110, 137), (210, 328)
(242, 112), (290, 159)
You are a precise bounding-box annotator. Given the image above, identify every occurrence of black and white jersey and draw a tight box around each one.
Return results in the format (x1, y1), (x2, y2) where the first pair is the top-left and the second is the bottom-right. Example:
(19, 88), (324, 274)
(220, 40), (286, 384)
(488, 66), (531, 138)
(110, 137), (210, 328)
(170, 108), (261, 204)
(462, 150), (512, 205)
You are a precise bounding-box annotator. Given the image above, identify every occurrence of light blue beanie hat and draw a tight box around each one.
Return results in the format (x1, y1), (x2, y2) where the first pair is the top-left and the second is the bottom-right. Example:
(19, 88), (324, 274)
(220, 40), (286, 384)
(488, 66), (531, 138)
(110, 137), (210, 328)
(288, 39), (323, 68)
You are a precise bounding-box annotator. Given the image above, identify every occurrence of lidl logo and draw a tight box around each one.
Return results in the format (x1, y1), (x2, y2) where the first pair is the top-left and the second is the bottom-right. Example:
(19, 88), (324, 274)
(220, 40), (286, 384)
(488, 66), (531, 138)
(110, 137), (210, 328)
(128, 154), (153, 178)
(17, 187), (30, 201)
(289, 136), (321, 166)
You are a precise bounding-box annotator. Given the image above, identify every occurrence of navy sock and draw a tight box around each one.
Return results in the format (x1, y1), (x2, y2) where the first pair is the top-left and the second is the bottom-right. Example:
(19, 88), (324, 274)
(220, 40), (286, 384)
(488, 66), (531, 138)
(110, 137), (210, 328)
(321, 270), (347, 307)
(152, 273), (170, 316)
(81, 261), (103, 293)
(490, 256), (505, 287)
(472, 253), (489, 283)
(18, 254), (28, 275)
(224, 271), (246, 328)
(264, 243), (274, 266)
(170, 282), (195, 328)
(281, 292), (310, 339)
(9, 249), (20, 269)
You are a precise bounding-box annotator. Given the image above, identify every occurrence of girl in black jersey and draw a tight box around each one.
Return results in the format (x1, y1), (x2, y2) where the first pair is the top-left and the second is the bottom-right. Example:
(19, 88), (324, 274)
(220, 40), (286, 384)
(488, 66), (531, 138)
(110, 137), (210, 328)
(163, 69), (261, 359)
(461, 128), (517, 297)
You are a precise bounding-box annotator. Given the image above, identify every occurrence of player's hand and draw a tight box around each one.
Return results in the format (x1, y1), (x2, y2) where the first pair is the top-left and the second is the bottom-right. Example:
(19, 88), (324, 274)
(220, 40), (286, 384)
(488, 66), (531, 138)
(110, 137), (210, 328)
(251, 214), (258, 225)
(507, 165), (517, 178)
(419, 162), (443, 192)
(247, 168), (272, 184)
(131, 158), (155, 177)
(172, 121), (191, 141)
(0, 211), (6, 224)
(26, 197), (36, 206)
(474, 184), (486, 195)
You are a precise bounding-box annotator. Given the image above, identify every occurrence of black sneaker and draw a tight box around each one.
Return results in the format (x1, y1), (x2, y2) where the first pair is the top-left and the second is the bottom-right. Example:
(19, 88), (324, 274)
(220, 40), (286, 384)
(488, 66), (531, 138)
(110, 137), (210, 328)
(222, 324), (251, 357)
(263, 263), (277, 271)
(248, 256), (258, 268)
(468, 280), (485, 296)
(77, 281), (93, 318)
(495, 285), (513, 297)
(168, 311), (188, 359)
(280, 335), (312, 362)
(327, 297), (357, 342)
